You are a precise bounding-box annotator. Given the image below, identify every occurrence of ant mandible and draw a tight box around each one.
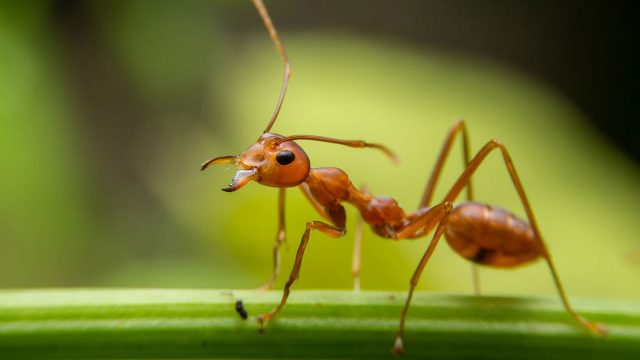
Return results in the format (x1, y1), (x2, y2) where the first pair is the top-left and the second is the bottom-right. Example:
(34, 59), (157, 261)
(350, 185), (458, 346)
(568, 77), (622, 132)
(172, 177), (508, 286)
(201, 0), (607, 354)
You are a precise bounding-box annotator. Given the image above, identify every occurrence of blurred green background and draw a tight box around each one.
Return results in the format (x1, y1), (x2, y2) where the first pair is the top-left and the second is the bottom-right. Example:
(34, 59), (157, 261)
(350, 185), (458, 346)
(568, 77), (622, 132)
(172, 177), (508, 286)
(0, 1), (638, 299)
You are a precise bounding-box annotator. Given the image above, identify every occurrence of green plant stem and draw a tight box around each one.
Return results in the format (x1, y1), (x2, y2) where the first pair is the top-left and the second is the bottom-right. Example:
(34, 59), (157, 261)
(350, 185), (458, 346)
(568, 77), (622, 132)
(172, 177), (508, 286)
(0, 289), (638, 359)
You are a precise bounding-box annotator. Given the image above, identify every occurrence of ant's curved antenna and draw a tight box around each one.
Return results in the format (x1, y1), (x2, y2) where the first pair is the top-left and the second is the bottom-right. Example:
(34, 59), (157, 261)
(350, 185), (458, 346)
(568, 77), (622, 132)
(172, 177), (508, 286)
(252, 0), (291, 134)
(278, 135), (400, 164)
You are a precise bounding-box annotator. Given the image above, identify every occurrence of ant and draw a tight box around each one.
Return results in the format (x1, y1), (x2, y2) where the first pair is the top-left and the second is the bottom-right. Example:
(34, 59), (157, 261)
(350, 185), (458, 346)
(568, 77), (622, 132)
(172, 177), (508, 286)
(201, 0), (607, 354)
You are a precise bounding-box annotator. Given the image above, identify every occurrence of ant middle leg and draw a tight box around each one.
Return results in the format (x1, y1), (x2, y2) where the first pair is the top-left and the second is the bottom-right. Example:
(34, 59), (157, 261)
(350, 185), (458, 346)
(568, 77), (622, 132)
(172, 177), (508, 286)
(390, 201), (454, 354)
(351, 184), (372, 291)
(394, 219), (450, 354)
(352, 215), (364, 291)
(257, 188), (287, 290)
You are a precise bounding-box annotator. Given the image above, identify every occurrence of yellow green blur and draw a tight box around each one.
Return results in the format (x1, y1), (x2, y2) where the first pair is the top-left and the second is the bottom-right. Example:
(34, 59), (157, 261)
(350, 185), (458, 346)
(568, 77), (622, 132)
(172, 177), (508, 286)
(0, 1), (638, 300)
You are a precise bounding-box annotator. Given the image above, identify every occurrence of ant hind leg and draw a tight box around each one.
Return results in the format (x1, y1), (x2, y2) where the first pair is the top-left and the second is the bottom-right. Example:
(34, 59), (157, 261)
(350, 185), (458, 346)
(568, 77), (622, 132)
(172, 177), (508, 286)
(419, 119), (481, 294)
(442, 139), (607, 336)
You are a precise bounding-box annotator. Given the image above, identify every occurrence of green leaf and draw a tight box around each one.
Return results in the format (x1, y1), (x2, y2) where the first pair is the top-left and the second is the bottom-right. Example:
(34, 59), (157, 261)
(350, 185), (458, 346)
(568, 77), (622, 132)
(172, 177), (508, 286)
(0, 289), (638, 359)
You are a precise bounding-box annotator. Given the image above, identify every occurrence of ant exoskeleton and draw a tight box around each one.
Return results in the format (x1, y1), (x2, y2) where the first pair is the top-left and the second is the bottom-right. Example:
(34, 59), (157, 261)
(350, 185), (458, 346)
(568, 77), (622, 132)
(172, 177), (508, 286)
(202, 0), (607, 354)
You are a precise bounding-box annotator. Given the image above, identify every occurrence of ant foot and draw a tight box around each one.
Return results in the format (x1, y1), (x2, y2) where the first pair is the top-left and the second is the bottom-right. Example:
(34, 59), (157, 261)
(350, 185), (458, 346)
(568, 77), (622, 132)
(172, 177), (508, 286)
(256, 315), (267, 333)
(255, 280), (275, 291)
(578, 316), (608, 337)
(352, 277), (361, 292)
(589, 322), (608, 337)
(393, 336), (404, 355)
(257, 311), (276, 331)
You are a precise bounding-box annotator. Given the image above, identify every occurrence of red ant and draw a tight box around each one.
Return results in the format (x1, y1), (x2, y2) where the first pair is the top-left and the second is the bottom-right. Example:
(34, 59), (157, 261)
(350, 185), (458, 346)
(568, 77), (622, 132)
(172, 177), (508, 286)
(201, 0), (607, 354)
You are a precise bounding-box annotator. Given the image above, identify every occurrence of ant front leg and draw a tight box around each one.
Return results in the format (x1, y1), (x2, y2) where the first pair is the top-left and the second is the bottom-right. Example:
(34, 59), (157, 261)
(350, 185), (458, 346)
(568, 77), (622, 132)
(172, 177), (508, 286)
(257, 216), (346, 327)
(257, 188), (287, 290)
(300, 183), (363, 290)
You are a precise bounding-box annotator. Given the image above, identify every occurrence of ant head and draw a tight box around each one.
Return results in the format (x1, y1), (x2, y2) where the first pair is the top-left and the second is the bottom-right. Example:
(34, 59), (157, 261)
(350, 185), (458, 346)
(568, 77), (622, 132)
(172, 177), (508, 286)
(201, 133), (310, 192)
(201, 0), (398, 194)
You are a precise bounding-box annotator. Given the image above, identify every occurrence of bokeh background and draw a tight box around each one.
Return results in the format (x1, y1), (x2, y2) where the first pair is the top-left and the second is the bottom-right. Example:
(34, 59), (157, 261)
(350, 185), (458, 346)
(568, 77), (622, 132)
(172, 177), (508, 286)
(1, 0), (638, 299)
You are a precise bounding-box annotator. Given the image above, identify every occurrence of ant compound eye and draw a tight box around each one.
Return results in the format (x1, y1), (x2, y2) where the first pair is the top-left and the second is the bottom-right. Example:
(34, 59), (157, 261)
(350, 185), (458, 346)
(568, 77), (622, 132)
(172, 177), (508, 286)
(276, 150), (295, 165)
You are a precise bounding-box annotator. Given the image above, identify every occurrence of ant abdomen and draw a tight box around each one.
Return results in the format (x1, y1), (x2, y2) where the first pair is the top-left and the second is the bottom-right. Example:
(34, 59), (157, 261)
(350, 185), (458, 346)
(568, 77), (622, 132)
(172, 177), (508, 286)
(445, 202), (543, 267)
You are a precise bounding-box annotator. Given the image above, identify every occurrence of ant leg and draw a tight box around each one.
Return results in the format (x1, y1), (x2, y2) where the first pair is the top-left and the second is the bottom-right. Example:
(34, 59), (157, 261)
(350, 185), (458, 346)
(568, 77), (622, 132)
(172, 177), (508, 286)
(352, 215), (363, 291)
(471, 265), (481, 296)
(257, 221), (345, 326)
(443, 139), (606, 335)
(395, 202), (453, 240)
(394, 219), (449, 354)
(417, 119), (480, 294)
(419, 119), (473, 208)
(352, 184), (371, 291)
(257, 188), (287, 290)
(390, 202), (453, 353)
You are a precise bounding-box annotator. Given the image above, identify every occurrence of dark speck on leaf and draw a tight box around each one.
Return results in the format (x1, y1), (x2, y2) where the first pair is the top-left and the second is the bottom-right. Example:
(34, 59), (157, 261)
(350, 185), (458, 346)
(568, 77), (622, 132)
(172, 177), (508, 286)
(235, 300), (248, 320)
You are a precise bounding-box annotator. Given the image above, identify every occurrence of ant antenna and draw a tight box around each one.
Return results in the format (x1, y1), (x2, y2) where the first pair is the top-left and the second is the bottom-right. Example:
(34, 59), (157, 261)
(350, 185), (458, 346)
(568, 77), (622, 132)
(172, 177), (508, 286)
(252, 2), (399, 166)
(278, 135), (400, 164)
(252, 0), (291, 134)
